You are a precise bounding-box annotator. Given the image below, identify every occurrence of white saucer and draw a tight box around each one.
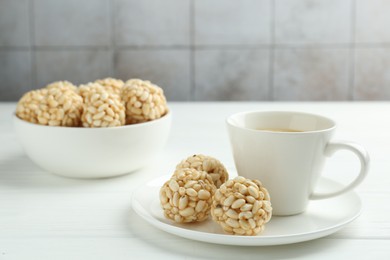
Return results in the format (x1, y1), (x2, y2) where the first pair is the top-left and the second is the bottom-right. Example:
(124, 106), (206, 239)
(131, 175), (362, 246)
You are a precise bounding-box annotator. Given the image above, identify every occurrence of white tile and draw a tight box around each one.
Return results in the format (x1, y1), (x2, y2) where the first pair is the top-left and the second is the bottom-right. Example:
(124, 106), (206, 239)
(275, 0), (352, 45)
(0, 0), (30, 47)
(273, 48), (350, 100)
(0, 51), (32, 101)
(114, 49), (191, 101)
(354, 48), (390, 100)
(114, 0), (190, 46)
(33, 0), (110, 46)
(35, 50), (112, 87)
(356, 0), (390, 43)
(194, 49), (270, 101)
(195, 0), (271, 45)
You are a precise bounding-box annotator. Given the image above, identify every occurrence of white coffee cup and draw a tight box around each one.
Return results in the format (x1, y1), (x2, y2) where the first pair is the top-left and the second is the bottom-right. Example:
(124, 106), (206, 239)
(226, 111), (369, 216)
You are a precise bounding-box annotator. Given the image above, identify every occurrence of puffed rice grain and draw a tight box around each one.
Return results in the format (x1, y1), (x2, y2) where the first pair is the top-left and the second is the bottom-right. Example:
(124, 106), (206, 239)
(160, 168), (216, 223)
(211, 176), (272, 236)
(121, 79), (168, 124)
(176, 154), (229, 188)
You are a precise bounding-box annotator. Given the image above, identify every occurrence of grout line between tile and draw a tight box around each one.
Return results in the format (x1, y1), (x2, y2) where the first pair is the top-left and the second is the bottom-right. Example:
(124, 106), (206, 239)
(269, 0), (276, 101)
(190, 0), (195, 101)
(195, 44), (271, 49)
(349, 0), (357, 101)
(108, 0), (115, 77)
(4, 44), (390, 52)
(0, 47), (30, 51)
(31, 46), (110, 51)
(354, 43), (390, 48)
(274, 44), (351, 49)
(29, 0), (37, 89)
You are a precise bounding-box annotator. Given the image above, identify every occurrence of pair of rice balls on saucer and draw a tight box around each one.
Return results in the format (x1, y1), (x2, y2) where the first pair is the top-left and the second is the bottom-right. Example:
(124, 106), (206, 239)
(159, 154), (272, 236)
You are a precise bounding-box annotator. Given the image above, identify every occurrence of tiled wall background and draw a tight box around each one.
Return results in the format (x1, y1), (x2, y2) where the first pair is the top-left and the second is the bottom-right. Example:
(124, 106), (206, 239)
(1, 0), (390, 101)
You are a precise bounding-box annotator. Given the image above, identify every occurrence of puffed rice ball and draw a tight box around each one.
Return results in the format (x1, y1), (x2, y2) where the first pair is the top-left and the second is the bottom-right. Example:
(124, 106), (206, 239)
(176, 154), (229, 188)
(211, 176), (272, 236)
(16, 89), (48, 124)
(160, 168), (216, 223)
(121, 79), (168, 124)
(46, 80), (77, 92)
(78, 82), (104, 101)
(16, 82), (83, 127)
(80, 83), (125, 127)
(95, 78), (124, 96)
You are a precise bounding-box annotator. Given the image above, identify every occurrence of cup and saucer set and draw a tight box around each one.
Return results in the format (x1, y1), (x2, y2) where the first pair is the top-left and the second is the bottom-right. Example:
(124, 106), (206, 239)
(132, 111), (369, 246)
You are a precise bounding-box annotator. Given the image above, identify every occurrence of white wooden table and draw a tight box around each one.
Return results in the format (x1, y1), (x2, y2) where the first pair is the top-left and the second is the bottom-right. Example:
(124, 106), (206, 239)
(1, 102), (389, 259)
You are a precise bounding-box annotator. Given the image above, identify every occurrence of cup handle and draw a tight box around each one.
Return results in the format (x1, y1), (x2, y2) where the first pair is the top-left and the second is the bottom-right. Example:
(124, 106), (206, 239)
(310, 141), (370, 200)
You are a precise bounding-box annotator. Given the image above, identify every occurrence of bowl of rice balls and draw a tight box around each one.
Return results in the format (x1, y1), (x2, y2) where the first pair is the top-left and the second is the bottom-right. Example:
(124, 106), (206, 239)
(14, 78), (171, 178)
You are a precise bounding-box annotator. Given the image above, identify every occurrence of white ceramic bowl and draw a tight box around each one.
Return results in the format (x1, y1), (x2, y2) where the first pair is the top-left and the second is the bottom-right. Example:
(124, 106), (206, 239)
(13, 111), (171, 178)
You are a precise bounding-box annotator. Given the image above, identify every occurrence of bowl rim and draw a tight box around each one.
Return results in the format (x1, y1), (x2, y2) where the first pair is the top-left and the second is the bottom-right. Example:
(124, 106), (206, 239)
(13, 109), (171, 131)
